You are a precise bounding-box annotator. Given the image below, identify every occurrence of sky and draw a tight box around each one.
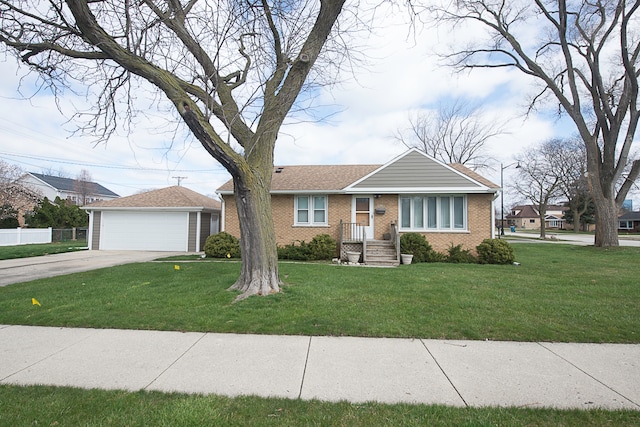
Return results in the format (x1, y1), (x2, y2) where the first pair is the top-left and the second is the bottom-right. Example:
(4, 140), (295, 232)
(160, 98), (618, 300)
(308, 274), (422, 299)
(0, 3), (615, 205)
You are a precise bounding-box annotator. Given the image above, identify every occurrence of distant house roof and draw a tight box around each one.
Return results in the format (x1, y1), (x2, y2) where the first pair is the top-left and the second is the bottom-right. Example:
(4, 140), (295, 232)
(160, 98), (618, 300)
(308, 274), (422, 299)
(28, 172), (119, 198)
(508, 204), (568, 219)
(508, 205), (540, 218)
(217, 149), (499, 195)
(619, 211), (640, 221)
(83, 186), (221, 211)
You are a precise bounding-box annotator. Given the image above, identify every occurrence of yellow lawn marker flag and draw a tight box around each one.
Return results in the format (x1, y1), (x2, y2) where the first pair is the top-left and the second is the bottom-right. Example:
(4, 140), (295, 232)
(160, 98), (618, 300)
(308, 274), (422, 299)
(174, 265), (181, 271)
(32, 298), (41, 307)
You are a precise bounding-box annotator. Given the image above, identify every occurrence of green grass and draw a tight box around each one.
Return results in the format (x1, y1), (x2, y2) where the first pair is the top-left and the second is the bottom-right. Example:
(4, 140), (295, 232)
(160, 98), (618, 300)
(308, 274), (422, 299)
(0, 241), (88, 260)
(2, 243), (639, 423)
(1, 243), (639, 343)
(1, 385), (638, 427)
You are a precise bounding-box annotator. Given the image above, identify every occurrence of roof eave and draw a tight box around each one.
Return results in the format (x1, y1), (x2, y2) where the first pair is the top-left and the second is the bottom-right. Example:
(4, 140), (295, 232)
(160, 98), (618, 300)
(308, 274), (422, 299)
(347, 186), (496, 194)
(82, 206), (220, 212)
(218, 187), (497, 196)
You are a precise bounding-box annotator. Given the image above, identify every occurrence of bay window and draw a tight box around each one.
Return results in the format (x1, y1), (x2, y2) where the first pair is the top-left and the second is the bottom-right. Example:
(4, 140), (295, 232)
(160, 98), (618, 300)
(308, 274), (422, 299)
(400, 195), (467, 231)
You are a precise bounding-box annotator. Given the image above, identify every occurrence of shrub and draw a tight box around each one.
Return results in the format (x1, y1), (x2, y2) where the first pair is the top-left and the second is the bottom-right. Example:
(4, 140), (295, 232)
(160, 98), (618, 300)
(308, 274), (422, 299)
(277, 241), (311, 261)
(308, 234), (337, 260)
(476, 238), (515, 265)
(400, 232), (437, 263)
(277, 234), (337, 261)
(445, 243), (477, 264)
(430, 251), (447, 263)
(204, 232), (241, 258)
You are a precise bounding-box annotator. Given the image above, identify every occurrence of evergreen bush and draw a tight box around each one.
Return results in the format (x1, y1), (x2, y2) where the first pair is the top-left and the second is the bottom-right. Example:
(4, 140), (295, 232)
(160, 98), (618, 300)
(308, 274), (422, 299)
(400, 232), (437, 263)
(204, 232), (241, 258)
(476, 238), (515, 264)
(308, 234), (337, 260)
(277, 241), (310, 260)
(445, 243), (477, 264)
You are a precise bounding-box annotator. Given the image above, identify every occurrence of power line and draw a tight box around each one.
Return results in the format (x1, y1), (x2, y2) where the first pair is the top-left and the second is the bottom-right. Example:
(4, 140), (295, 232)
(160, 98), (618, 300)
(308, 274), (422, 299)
(0, 151), (226, 174)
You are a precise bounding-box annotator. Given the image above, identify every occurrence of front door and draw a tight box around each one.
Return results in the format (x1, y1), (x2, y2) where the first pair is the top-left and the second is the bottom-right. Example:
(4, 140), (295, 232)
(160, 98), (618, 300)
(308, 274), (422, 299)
(352, 195), (374, 239)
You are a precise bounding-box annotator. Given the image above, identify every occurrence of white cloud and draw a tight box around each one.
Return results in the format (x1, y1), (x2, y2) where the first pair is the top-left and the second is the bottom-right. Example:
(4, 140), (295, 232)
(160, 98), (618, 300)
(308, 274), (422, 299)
(0, 2), (576, 202)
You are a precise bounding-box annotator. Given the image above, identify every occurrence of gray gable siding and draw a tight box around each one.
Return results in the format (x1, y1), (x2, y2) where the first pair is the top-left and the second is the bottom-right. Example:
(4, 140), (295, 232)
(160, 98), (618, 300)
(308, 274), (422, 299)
(188, 212), (197, 252)
(200, 212), (211, 250)
(91, 211), (101, 250)
(352, 151), (477, 189)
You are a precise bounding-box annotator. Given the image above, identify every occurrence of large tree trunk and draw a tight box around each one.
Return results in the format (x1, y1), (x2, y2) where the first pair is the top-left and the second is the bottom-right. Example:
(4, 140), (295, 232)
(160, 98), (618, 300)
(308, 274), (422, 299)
(585, 142), (620, 247)
(228, 175), (281, 300)
(592, 195), (619, 247)
(226, 135), (281, 300)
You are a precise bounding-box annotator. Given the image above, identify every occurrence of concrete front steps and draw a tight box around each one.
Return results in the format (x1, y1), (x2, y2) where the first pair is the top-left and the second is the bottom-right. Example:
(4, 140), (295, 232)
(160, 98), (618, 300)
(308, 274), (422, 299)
(364, 240), (399, 267)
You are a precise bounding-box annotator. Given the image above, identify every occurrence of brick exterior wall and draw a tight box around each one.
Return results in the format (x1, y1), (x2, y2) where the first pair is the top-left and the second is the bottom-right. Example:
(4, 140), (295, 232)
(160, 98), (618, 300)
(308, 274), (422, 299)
(222, 192), (494, 254)
(372, 194), (398, 240)
(222, 194), (350, 245)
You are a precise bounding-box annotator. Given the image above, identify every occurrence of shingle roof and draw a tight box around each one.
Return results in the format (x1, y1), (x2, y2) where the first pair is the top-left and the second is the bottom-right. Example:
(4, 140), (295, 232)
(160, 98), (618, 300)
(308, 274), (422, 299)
(29, 172), (120, 197)
(217, 162), (497, 194)
(217, 164), (381, 193)
(507, 205), (539, 218)
(619, 211), (640, 220)
(508, 204), (568, 219)
(84, 186), (220, 210)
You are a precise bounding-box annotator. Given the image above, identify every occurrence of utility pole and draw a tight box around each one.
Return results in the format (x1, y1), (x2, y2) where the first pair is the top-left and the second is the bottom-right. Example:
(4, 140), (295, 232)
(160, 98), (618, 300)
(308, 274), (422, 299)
(172, 176), (188, 186)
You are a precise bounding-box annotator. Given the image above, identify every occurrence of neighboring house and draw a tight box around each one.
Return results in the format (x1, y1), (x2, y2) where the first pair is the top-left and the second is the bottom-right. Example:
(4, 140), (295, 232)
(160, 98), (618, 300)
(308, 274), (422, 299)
(83, 186), (221, 252)
(217, 149), (499, 265)
(21, 172), (119, 205)
(506, 204), (568, 230)
(618, 211), (640, 232)
(0, 181), (42, 227)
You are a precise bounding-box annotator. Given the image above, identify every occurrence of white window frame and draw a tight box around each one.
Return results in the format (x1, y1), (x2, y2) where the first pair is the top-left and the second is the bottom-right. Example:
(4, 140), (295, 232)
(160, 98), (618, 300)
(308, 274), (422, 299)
(619, 220), (633, 230)
(399, 195), (467, 231)
(294, 195), (328, 226)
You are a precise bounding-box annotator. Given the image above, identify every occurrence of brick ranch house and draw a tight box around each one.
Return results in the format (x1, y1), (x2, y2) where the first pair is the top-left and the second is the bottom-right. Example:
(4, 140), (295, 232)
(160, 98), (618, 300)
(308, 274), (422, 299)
(217, 149), (499, 265)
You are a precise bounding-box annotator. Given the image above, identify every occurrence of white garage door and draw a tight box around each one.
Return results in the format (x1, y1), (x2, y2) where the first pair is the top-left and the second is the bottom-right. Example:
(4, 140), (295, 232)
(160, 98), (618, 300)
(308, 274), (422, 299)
(100, 211), (188, 251)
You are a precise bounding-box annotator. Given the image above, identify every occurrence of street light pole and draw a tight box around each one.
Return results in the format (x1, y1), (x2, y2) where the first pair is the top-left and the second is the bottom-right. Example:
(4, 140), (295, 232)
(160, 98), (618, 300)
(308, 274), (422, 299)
(500, 163), (505, 238)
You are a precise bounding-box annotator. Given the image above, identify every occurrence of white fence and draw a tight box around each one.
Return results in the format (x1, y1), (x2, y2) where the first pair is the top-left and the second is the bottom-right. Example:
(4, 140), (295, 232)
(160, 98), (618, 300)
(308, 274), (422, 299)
(0, 228), (52, 246)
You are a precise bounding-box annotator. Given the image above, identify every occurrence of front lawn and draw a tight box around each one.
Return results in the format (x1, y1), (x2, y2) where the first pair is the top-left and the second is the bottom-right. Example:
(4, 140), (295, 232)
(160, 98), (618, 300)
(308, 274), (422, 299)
(1, 385), (638, 427)
(2, 243), (639, 424)
(1, 243), (638, 343)
(0, 241), (88, 260)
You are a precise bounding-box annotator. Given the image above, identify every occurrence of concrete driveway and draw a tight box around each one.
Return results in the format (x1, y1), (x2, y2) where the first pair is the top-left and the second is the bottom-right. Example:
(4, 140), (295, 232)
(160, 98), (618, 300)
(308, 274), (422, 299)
(506, 231), (640, 246)
(0, 250), (183, 287)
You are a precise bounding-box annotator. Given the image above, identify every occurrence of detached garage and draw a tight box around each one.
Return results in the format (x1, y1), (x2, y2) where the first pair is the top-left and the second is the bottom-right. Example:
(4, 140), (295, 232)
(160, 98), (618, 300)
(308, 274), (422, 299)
(83, 186), (221, 252)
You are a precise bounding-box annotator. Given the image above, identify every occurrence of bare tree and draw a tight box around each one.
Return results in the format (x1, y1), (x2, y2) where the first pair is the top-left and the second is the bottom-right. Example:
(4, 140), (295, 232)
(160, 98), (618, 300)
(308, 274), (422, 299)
(0, 0), (349, 299)
(0, 159), (41, 225)
(429, 0), (640, 247)
(513, 140), (564, 239)
(73, 169), (96, 206)
(40, 168), (70, 178)
(552, 138), (593, 232)
(393, 99), (502, 169)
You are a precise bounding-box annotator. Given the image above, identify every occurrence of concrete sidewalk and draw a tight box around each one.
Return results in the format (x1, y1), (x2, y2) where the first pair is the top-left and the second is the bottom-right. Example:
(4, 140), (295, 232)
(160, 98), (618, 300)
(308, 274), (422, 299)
(1, 325), (639, 410)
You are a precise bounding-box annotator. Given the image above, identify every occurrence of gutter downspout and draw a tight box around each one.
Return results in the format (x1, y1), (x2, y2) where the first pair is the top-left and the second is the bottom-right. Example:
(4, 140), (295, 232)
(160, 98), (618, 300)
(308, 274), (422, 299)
(491, 192), (500, 239)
